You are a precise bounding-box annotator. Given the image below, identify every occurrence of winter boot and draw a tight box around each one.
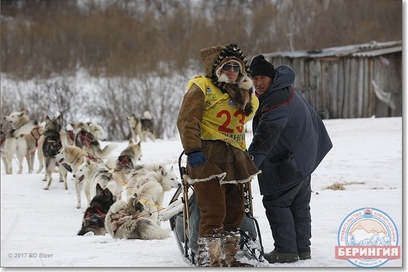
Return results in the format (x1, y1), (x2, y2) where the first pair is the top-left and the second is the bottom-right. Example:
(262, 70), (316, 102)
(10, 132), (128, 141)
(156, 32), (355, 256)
(197, 235), (223, 267)
(298, 251), (311, 260)
(223, 231), (254, 267)
(263, 250), (299, 264)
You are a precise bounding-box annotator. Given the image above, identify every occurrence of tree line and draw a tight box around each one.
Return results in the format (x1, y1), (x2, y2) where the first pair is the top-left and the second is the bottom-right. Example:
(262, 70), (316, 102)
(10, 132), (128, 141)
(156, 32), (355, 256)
(0, 0), (402, 140)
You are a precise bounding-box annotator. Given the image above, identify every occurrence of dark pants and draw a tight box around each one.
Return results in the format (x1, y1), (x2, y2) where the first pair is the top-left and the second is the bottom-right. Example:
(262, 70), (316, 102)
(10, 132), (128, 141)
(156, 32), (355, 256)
(262, 175), (311, 253)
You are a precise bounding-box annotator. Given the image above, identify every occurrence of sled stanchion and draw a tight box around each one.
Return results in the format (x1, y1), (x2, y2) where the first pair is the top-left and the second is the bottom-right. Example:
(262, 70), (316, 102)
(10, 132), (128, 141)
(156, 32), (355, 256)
(178, 151), (193, 262)
(243, 182), (265, 261)
(181, 167), (190, 259)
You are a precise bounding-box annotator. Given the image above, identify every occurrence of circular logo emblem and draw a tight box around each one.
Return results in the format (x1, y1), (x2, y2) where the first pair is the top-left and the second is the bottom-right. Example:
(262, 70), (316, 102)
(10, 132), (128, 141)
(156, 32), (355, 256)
(335, 207), (400, 267)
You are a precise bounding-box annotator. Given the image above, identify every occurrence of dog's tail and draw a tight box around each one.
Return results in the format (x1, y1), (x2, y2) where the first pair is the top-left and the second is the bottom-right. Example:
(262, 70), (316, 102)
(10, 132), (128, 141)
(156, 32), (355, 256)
(143, 111), (153, 120)
(135, 218), (172, 240)
(158, 189), (193, 222)
(89, 142), (118, 159)
(7, 120), (39, 138)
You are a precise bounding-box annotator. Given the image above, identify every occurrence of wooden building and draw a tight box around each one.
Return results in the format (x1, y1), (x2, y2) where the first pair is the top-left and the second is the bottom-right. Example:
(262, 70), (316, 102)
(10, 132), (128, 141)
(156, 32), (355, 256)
(261, 40), (402, 119)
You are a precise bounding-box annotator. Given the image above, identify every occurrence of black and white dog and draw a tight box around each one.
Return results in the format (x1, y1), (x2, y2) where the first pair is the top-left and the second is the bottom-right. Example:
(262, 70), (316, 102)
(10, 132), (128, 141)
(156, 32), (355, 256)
(126, 111), (155, 142)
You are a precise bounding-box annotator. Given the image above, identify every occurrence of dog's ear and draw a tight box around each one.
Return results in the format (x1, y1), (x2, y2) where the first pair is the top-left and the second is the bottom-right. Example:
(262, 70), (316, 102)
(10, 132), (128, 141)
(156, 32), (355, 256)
(159, 165), (167, 176)
(96, 183), (103, 194)
(70, 122), (77, 130)
(129, 138), (133, 144)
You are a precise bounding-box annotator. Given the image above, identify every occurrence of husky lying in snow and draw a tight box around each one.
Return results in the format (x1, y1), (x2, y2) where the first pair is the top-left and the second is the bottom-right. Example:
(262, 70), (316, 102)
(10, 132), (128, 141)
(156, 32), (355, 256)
(105, 193), (171, 240)
(78, 183), (116, 236)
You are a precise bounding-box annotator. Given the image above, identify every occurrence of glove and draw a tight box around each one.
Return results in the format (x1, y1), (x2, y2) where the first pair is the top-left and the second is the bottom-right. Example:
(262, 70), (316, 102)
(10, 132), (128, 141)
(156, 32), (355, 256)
(188, 151), (208, 168)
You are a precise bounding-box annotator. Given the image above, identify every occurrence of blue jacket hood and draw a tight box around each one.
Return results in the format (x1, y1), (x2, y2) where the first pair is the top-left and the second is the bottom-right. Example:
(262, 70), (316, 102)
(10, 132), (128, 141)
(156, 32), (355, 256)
(269, 65), (295, 92)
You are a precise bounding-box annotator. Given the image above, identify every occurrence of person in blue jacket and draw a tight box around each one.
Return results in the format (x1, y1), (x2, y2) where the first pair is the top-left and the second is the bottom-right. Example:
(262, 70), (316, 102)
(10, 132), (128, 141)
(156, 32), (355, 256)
(248, 55), (333, 264)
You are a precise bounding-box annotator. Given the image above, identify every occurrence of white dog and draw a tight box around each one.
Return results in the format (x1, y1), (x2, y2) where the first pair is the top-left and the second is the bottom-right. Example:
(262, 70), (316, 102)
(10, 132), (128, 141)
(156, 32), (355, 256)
(90, 124), (107, 142)
(126, 163), (179, 203)
(2, 111), (40, 174)
(126, 163), (179, 225)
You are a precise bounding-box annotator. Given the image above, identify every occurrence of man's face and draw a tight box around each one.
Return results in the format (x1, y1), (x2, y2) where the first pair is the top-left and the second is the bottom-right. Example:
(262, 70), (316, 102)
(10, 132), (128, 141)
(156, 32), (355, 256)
(252, 75), (273, 95)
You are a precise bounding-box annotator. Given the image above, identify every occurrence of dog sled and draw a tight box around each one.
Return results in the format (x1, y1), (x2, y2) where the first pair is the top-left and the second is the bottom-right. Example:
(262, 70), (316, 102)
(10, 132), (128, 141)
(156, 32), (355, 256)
(163, 151), (265, 267)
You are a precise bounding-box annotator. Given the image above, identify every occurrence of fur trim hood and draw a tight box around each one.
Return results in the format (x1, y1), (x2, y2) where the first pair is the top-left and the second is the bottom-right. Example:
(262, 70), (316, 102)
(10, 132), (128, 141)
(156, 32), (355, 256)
(198, 44), (254, 116)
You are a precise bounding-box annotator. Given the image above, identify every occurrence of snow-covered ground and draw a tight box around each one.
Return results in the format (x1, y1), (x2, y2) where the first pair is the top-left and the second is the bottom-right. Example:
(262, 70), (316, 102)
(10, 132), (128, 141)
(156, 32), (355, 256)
(1, 116), (403, 270)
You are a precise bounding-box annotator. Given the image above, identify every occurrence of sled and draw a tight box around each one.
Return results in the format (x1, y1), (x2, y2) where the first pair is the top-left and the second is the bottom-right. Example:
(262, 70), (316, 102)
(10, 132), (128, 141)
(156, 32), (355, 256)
(167, 151), (265, 266)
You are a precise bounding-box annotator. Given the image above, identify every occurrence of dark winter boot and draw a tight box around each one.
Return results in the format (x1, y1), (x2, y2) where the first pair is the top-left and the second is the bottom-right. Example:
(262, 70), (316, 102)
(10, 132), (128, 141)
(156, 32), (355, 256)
(263, 250), (299, 264)
(197, 235), (223, 267)
(298, 251), (311, 260)
(223, 232), (254, 267)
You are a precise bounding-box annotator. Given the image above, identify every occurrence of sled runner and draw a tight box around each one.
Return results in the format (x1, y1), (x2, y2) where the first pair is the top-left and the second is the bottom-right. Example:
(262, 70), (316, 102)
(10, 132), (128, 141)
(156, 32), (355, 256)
(166, 151), (265, 266)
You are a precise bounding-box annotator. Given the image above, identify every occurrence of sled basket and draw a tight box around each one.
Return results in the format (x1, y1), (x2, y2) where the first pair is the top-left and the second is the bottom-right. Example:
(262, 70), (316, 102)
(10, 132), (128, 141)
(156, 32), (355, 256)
(167, 151), (265, 266)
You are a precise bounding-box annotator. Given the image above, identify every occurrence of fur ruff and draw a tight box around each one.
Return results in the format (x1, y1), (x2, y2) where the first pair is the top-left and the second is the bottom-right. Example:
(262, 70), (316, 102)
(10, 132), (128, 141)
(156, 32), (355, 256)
(200, 44), (254, 116)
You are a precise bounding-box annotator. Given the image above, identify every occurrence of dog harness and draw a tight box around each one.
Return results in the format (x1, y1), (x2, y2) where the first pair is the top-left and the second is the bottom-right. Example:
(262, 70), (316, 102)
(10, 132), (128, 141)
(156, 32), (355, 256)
(78, 131), (94, 148)
(85, 206), (106, 222)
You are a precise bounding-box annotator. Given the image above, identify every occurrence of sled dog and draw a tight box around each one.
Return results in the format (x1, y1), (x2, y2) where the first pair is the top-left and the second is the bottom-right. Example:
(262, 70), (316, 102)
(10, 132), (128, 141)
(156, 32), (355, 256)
(42, 115), (69, 190)
(126, 163), (179, 203)
(71, 121), (117, 159)
(54, 144), (89, 174)
(73, 157), (119, 209)
(2, 111), (40, 174)
(90, 124), (106, 141)
(34, 121), (46, 175)
(105, 193), (171, 240)
(77, 183), (116, 236)
(126, 111), (155, 142)
(105, 139), (142, 198)
(126, 163), (179, 225)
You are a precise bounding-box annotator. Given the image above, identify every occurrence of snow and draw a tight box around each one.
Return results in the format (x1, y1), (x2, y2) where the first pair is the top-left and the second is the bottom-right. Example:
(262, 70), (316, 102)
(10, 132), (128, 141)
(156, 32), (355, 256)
(1, 116), (403, 270)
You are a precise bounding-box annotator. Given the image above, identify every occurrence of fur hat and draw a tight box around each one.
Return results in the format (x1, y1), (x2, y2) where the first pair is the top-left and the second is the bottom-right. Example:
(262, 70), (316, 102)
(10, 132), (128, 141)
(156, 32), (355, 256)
(199, 44), (251, 89)
(199, 45), (225, 78)
(198, 44), (254, 116)
(250, 55), (275, 80)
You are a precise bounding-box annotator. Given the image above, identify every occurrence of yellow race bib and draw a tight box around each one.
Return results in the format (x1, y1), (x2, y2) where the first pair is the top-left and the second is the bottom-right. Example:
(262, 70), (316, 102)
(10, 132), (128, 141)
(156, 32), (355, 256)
(187, 76), (258, 150)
